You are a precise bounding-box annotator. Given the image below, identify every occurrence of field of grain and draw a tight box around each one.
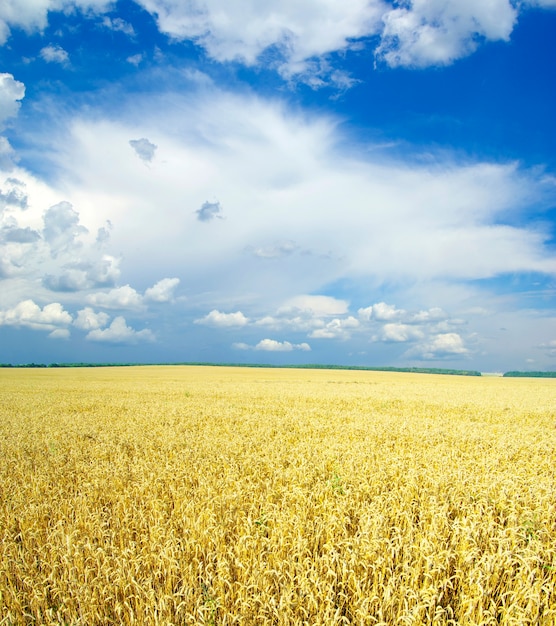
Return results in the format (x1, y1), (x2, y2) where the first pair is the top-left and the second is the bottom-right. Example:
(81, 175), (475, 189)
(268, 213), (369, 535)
(1, 366), (555, 625)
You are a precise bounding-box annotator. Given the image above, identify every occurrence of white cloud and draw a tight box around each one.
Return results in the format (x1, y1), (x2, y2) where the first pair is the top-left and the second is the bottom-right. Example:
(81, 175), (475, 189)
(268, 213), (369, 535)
(255, 314), (325, 333)
(0, 74), (25, 169)
(102, 16), (135, 36)
(358, 303), (447, 325)
(309, 316), (360, 339)
(96, 221), (112, 246)
(43, 201), (88, 257)
(358, 302), (405, 322)
(280, 295), (349, 317)
(86, 315), (154, 344)
(0, 178), (28, 211)
(0, 299), (72, 331)
(42, 255), (120, 292)
(87, 284), (143, 309)
(254, 338), (311, 352)
(126, 54), (143, 66)
(196, 200), (223, 222)
(232, 342), (250, 350)
(1, 226), (39, 243)
(195, 309), (249, 327)
(87, 254), (120, 286)
(49, 327), (70, 339)
(144, 277), (180, 303)
(376, 0), (517, 68)
(233, 338), (312, 352)
(379, 323), (424, 343)
(410, 307), (446, 323)
(40, 44), (69, 65)
(129, 138), (157, 163)
(0, 0), (114, 45)
(134, 0), (385, 82)
(43, 268), (90, 291)
(0, 74), (25, 128)
(73, 306), (109, 330)
(410, 332), (469, 359)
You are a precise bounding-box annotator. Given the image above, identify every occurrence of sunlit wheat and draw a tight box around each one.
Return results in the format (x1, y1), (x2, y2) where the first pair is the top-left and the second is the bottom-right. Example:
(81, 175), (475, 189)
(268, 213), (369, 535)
(1, 366), (555, 624)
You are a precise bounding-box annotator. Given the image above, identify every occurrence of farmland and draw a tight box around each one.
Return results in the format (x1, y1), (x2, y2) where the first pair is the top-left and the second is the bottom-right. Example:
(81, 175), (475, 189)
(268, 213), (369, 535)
(1, 366), (555, 625)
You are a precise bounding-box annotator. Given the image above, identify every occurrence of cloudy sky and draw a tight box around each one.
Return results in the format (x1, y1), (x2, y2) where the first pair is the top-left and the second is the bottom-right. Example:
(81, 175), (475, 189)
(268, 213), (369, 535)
(0, 0), (555, 370)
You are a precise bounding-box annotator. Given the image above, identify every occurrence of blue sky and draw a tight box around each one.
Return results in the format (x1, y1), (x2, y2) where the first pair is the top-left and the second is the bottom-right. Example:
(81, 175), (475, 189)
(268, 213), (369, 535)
(0, 0), (555, 370)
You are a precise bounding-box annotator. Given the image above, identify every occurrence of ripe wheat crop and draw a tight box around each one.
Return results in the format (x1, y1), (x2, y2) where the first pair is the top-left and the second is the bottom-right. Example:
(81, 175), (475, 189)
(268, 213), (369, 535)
(1, 366), (555, 625)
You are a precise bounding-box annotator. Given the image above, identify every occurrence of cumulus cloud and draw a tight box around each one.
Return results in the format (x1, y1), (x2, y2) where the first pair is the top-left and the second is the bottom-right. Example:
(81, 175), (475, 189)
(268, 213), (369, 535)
(0, 181), (28, 211)
(196, 200), (224, 222)
(2, 226), (40, 243)
(95, 222), (112, 246)
(129, 138), (157, 163)
(43, 254), (122, 292)
(41, 257), (120, 295)
(254, 314), (325, 334)
(87, 284), (143, 309)
(358, 302), (405, 322)
(410, 307), (446, 323)
(378, 323), (424, 343)
(195, 309), (249, 327)
(43, 201), (88, 257)
(249, 299), (466, 351)
(0, 74), (25, 127)
(134, 0), (384, 82)
(88, 255), (120, 286)
(309, 316), (360, 339)
(0, 299), (72, 332)
(0, 74), (25, 168)
(376, 0), (518, 68)
(43, 269), (90, 292)
(409, 332), (469, 359)
(234, 339), (311, 352)
(144, 277), (180, 302)
(255, 338), (311, 352)
(73, 307), (109, 331)
(40, 44), (70, 65)
(86, 315), (154, 344)
(280, 295), (349, 317)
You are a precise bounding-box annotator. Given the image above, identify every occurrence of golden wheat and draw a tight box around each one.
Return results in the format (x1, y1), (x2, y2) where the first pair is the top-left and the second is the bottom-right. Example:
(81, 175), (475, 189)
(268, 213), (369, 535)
(1, 366), (555, 625)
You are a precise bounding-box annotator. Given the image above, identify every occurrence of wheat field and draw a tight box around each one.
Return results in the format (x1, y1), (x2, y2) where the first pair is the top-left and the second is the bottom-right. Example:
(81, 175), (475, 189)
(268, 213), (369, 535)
(0, 365), (555, 625)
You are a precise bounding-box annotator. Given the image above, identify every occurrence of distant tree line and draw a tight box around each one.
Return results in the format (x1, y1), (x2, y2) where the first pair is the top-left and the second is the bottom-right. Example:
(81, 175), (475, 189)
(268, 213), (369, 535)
(503, 371), (556, 378)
